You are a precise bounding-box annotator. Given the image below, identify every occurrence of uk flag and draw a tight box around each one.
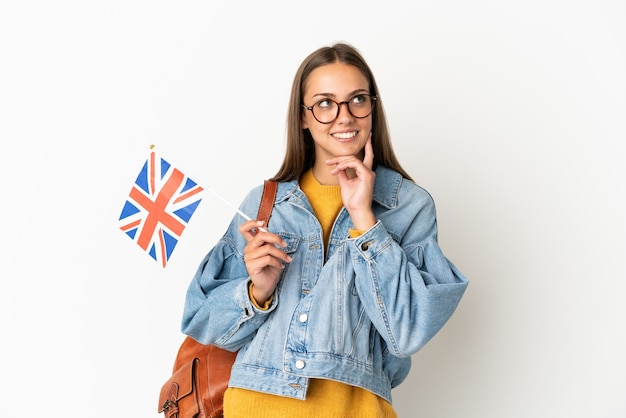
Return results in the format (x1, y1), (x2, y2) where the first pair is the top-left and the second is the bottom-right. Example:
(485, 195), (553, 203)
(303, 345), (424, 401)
(119, 149), (204, 267)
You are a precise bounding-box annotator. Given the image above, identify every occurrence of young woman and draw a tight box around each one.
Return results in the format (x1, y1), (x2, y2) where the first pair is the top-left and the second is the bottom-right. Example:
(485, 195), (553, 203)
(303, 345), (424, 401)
(181, 43), (469, 418)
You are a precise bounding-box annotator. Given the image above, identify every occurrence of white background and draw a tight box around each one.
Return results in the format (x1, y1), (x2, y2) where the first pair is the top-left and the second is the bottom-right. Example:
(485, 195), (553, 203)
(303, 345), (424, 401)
(1, 1), (625, 417)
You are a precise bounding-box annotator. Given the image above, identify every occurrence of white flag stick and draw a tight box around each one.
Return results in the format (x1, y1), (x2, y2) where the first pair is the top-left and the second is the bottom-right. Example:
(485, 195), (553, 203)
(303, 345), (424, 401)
(204, 186), (268, 232)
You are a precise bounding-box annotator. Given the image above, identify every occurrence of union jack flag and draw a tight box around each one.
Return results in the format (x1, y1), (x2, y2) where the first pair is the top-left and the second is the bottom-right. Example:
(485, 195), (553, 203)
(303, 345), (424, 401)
(119, 149), (204, 267)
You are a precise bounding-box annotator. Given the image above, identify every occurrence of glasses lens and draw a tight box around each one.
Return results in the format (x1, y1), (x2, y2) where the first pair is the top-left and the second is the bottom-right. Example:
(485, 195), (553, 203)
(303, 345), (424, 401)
(312, 100), (338, 123)
(348, 95), (374, 118)
(311, 95), (374, 123)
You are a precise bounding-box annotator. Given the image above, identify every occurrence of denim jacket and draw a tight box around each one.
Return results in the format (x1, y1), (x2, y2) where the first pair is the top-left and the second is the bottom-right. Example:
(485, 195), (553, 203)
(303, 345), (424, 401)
(181, 166), (469, 403)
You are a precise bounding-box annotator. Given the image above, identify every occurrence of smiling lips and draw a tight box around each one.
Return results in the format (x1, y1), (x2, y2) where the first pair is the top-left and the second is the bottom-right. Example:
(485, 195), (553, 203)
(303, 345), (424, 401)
(332, 131), (357, 140)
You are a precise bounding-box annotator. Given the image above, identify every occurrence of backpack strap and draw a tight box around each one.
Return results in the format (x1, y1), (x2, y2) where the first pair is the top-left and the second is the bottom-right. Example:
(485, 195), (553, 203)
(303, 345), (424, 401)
(257, 180), (278, 225)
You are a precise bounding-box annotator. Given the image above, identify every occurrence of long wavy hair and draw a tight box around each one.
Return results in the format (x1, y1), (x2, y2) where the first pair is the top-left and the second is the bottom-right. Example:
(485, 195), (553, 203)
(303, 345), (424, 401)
(270, 43), (413, 182)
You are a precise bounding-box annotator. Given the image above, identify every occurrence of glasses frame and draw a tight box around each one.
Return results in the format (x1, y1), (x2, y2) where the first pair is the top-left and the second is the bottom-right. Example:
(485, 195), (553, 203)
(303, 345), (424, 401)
(302, 94), (377, 124)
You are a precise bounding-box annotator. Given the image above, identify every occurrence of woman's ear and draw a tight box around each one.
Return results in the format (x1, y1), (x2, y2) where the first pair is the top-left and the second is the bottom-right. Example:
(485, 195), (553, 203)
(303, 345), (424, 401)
(301, 115), (308, 130)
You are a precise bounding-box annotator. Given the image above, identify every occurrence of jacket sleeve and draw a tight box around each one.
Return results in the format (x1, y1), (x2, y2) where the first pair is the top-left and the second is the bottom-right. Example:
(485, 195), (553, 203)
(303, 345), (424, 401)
(349, 188), (469, 358)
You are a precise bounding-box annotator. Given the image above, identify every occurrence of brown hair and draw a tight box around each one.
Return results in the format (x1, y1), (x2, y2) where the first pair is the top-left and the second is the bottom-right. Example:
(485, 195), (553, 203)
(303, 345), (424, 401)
(270, 42), (413, 182)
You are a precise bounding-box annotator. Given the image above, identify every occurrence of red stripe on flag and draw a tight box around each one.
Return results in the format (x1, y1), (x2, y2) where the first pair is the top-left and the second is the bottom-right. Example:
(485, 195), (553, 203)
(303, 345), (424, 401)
(158, 229), (167, 268)
(120, 219), (141, 232)
(129, 168), (186, 250)
(173, 185), (204, 204)
(149, 151), (156, 195)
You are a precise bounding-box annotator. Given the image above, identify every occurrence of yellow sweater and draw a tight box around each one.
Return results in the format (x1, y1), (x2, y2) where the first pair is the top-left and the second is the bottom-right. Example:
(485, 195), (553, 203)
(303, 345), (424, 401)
(223, 170), (397, 418)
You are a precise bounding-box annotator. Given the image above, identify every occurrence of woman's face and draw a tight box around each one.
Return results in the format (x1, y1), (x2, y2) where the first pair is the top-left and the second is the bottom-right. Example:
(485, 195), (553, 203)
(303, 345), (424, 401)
(301, 62), (373, 164)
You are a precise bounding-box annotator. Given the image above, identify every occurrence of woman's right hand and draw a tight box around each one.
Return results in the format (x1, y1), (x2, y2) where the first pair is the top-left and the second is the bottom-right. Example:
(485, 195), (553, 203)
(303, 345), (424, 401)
(239, 220), (291, 305)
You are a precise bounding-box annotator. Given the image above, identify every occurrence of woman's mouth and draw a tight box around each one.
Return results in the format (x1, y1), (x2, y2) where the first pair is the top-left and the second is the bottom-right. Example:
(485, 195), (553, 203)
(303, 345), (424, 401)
(331, 131), (357, 140)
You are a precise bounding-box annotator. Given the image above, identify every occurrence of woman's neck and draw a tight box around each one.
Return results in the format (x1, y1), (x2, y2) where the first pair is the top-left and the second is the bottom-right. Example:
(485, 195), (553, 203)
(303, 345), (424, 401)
(312, 163), (356, 186)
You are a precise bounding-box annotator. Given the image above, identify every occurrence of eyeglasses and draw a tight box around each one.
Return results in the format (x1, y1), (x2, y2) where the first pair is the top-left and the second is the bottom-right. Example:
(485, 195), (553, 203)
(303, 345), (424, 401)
(302, 94), (377, 124)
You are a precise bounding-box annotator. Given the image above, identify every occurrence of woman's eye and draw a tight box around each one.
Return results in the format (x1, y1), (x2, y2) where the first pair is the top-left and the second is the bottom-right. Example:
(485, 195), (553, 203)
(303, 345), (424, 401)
(351, 95), (365, 104)
(316, 99), (332, 109)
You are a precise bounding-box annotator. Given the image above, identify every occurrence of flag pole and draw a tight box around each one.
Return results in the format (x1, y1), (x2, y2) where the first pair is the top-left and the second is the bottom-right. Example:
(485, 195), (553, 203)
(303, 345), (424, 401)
(204, 186), (268, 232)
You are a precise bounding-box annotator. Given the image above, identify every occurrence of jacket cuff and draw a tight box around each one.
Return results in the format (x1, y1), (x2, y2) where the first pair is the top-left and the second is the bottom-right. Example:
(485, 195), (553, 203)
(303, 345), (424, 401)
(248, 281), (274, 310)
(350, 220), (391, 257)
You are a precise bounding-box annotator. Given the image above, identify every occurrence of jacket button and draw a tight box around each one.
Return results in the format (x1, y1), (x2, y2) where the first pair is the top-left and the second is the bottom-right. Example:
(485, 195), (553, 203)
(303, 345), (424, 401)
(295, 360), (305, 369)
(361, 240), (373, 251)
(299, 313), (308, 323)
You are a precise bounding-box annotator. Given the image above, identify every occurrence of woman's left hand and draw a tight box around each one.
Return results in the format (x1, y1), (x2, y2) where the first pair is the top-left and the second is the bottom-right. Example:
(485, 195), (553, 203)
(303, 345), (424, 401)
(326, 134), (377, 231)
